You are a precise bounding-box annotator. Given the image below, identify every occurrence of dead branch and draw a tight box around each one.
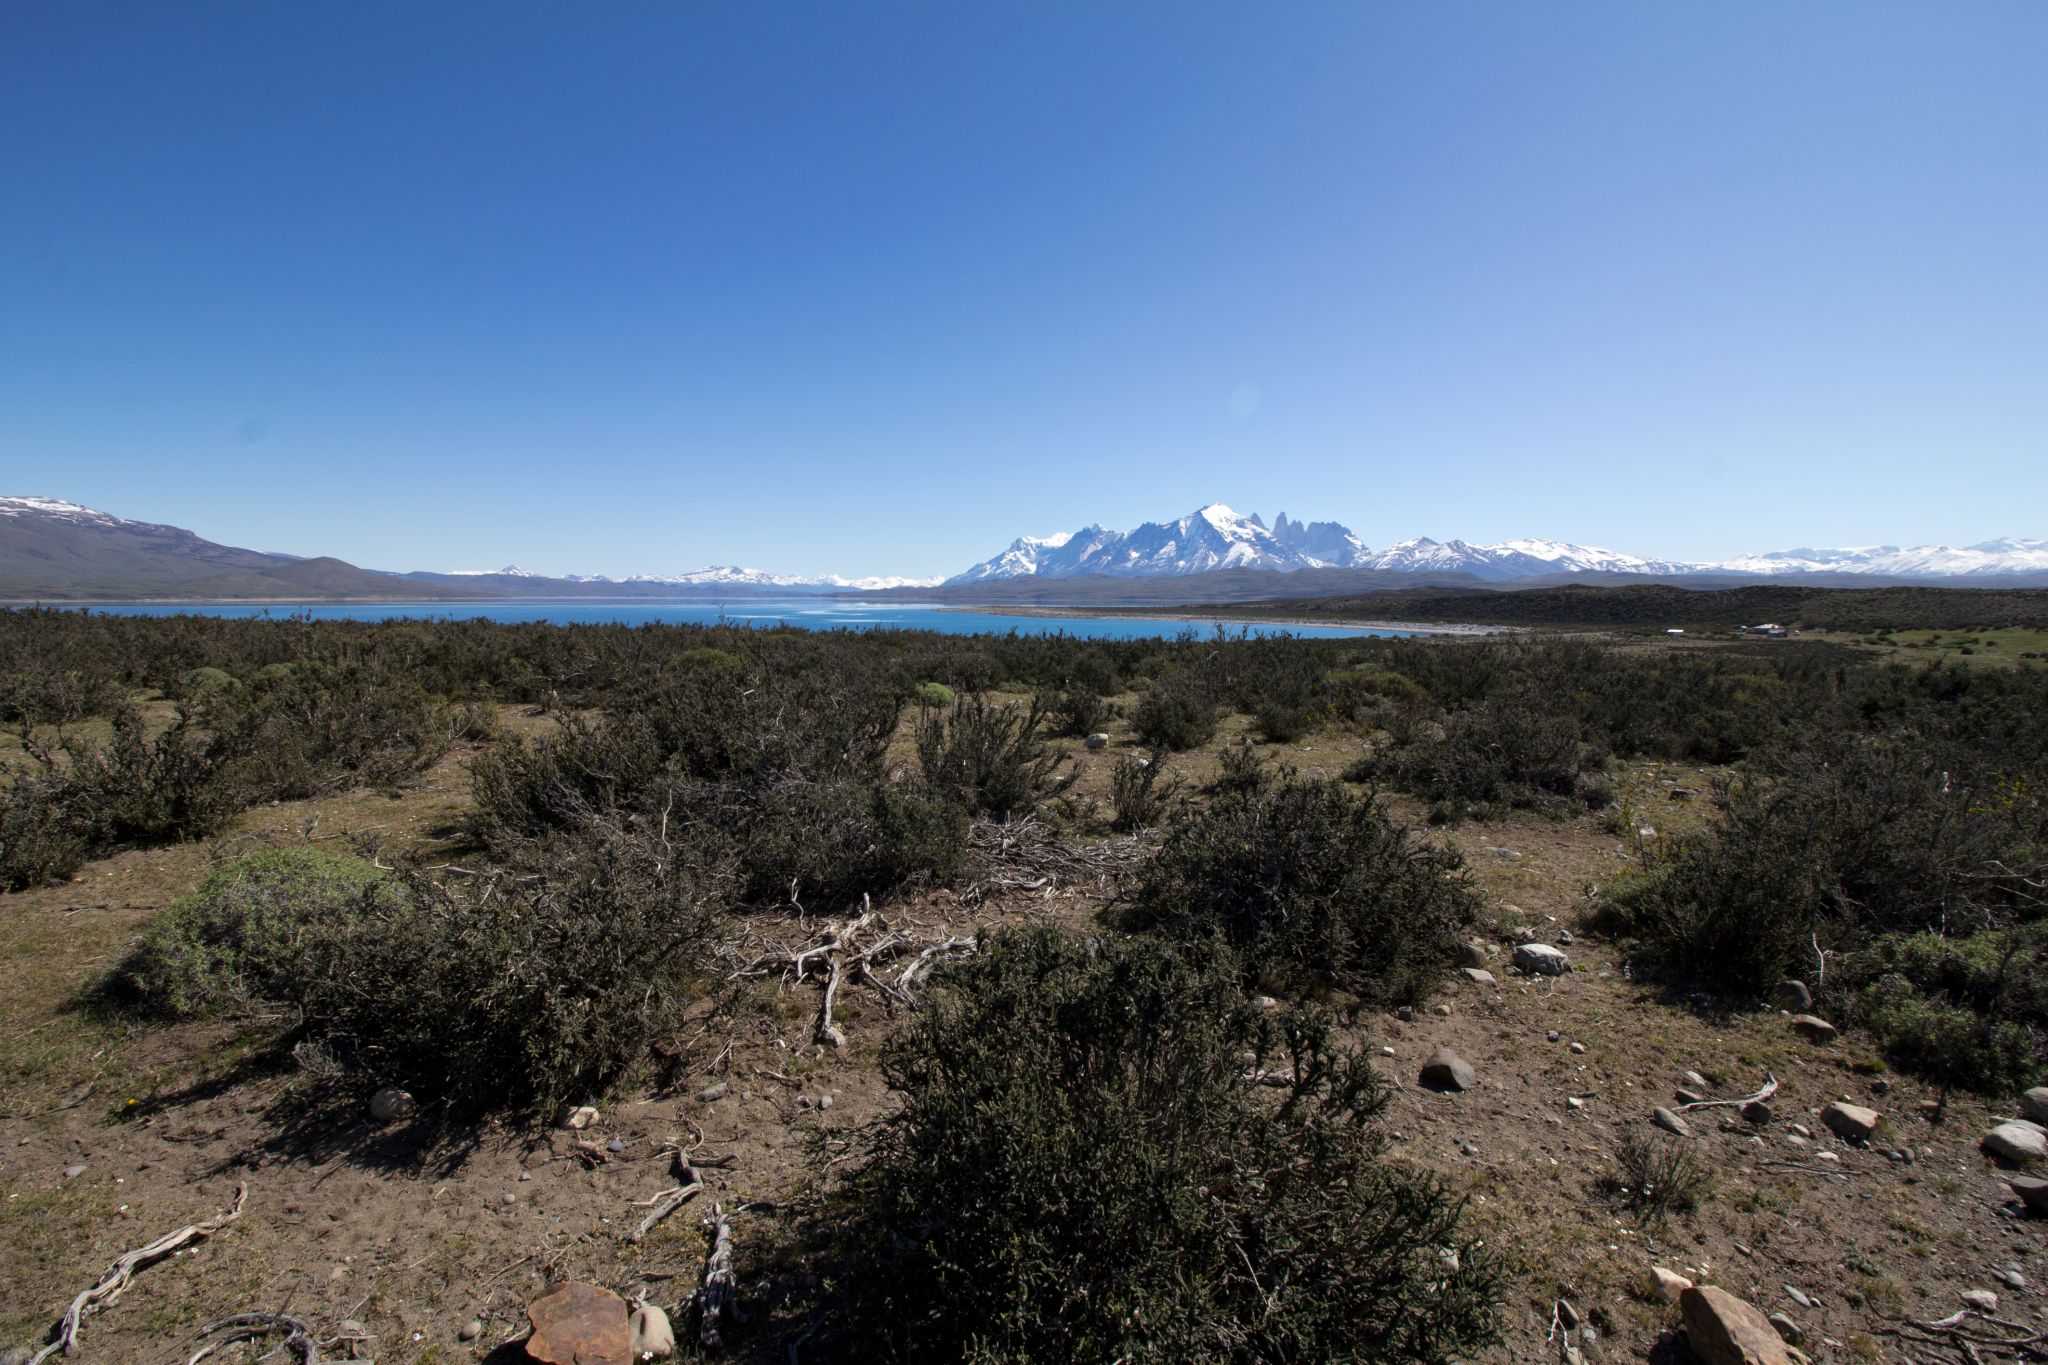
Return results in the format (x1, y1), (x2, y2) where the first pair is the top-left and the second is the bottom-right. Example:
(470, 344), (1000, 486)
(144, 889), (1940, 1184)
(33, 1182), (248, 1364)
(957, 816), (1148, 906)
(1676, 1072), (1780, 1112)
(699, 1203), (740, 1350)
(188, 1312), (319, 1365)
(720, 895), (976, 1047)
(629, 1179), (704, 1243)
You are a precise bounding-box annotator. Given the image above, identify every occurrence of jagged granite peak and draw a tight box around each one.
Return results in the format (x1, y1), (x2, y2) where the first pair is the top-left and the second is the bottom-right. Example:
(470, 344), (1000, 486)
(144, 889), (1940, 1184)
(946, 503), (1328, 583)
(943, 503), (2048, 584)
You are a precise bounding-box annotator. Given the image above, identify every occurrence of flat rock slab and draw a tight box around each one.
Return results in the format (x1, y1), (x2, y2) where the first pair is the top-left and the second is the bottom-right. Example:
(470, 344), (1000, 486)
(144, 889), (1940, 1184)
(1460, 967), (1498, 987)
(1682, 1285), (1796, 1365)
(1788, 1015), (1837, 1043)
(1654, 1106), (1693, 1137)
(527, 1281), (632, 1365)
(1984, 1122), (2048, 1163)
(1514, 943), (1570, 976)
(2009, 1175), (2048, 1216)
(1420, 1047), (1477, 1092)
(1822, 1102), (1880, 1144)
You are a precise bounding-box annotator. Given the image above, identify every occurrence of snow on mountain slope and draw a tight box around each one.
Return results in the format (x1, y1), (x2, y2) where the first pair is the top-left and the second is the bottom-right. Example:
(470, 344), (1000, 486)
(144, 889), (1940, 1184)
(0, 496), (129, 527)
(944, 504), (2048, 584)
(1719, 539), (2048, 577)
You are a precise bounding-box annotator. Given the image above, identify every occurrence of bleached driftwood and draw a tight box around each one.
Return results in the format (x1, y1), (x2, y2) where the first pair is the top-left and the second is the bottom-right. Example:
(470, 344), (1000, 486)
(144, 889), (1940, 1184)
(1675, 1072), (1780, 1112)
(187, 1312), (319, 1365)
(724, 896), (976, 1047)
(698, 1203), (740, 1350)
(32, 1182), (248, 1364)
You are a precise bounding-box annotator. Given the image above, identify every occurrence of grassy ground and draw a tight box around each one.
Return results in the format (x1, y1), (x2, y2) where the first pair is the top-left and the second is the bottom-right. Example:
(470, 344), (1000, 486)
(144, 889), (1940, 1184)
(0, 704), (2038, 1362)
(1814, 626), (2048, 669)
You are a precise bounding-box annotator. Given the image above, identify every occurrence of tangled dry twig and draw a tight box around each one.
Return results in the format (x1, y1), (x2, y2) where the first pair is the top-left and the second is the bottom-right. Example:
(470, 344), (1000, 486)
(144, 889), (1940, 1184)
(32, 1182), (248, 1364)
(957, 817), (1148, 907)
(722, 896), (975, 1047)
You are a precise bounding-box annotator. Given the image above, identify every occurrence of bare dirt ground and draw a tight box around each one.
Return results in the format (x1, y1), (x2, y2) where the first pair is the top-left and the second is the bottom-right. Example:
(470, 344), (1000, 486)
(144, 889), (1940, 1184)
(1, 709), (2038, 1363)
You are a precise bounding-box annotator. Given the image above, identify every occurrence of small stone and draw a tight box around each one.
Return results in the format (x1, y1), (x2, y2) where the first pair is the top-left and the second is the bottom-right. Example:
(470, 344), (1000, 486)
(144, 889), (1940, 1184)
(1570, 1042), (1586, 1055)
(607, 1138), (625, 1154)
(2022, 1087), (2048, 1126)
(458, 1319), (483, 1342)
(1675, 1088), (1706, 1106)
(1653, 1266), (1694, 1302)
(1822, 1102), (1880, 1144)
(1815, 1150), (1840, 1163)
(1433, 1003), (1453, 1016)
(1787, 1123), (1812, 1139)
(369, 1087), (416, 1123)
(1784, 1286), (1814, 1310)
(520, 1170), (533, 1181)
(629, 1302), (677, 1358)
(1742, 1100), (1773, 1125)
(1456, 942), (1487, 968)
(1558, 1298), (1581, 1328)
(1789, 1015), (1837, 1043)
(1557, 929), (1574, 945)
(557, 1105), (600, 1131)
(1785, 1134), (1808, 1148)
(1768, 1313), (1804, 1345)
(1084, 733), (1109, 750)
(1773, 980), (1813, 1012)
(1, 1349), (34, 1365)
(1984, 1122), (2048, 1163)
(1419, 1047), (1477, 1092)
(1252, 994), (1280, 1009)
(1683, 1070), (1711, 1091)
(695, 1082), (728, 1103)
(1567, 1096), (1586, 1110)
(1395, 1006), (1415, 1023)
(1997, 1266), (2026, 1289)
(818, 1094), (834, 1111)
(1653, 1107), (1692, 1138)
(1870, 1077), (1890, 1096)
(1547, 1030), (1561, 1043)
(61, 1164), (87, 1181)
(502, 1192), (517, 1205)
(1378, 1046), (1396, 1057)
(1514, 943), (1571, 976)
(1962, 1289), (2000, 1314)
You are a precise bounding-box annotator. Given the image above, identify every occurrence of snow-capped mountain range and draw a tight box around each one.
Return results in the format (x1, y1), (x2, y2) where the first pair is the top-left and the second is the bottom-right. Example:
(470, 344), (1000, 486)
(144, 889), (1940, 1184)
(5, 495), (2046, 595)
(944, 503), (2048, 584)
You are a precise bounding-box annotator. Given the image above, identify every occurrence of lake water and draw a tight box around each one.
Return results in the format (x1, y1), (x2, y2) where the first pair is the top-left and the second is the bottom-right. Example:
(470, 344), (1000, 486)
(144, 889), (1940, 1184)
(70, 600), (1402, 640)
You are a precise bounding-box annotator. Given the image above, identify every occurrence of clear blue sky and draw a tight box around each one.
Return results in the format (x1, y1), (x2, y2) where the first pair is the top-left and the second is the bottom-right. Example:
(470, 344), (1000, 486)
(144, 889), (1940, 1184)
(3, 3), (2043, 578)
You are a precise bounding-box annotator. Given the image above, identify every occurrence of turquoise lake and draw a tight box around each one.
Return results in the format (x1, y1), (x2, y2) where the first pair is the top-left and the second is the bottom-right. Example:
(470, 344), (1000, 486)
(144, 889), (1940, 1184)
(69, 600), (1402, 640)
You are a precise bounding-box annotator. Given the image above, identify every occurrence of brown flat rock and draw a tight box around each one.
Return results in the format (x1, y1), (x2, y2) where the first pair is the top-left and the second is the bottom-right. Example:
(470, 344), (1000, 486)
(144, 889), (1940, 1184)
(527, 1281), (632, 1365)
(1682, 1284), (1796, 1365)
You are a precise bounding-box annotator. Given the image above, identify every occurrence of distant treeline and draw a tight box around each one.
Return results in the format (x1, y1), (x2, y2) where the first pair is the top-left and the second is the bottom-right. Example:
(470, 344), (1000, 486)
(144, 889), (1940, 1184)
(1194, 582), (2048, 631)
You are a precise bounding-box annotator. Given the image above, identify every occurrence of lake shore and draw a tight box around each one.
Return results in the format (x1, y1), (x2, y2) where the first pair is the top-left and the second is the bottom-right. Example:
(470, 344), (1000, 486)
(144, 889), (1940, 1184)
(947, 605), (1511, 636)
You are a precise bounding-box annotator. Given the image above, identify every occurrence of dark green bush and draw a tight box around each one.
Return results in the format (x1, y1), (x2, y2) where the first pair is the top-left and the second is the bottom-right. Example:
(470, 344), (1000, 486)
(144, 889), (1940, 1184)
(116, 847), (404, 1017)
(114, 833), (730, 1116)
(1120, 776), (1477, 1005)
(915, 695), (1071, 819)
(817, 926), (1501, 1363)
(1109, 751), (1181, 832)
(1133, 673), (1219, 752)
(1837, 929), (2046, 1095)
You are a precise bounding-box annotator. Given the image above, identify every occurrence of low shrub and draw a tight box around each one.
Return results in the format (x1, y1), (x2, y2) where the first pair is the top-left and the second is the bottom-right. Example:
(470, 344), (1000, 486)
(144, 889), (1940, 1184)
(915, 695), (1072, 819)
(1606, 1130), (1712, 1221)
(115, 832), (731, 1116)
(116, 848), (403, 1017)
(1133, 673), (1219, 752)
(1837, 929), (2046, 1095)
(1109, 751), (1181, 832)
(1119, 776), (1477, 1006)
(816, 926), (1501, 1363)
